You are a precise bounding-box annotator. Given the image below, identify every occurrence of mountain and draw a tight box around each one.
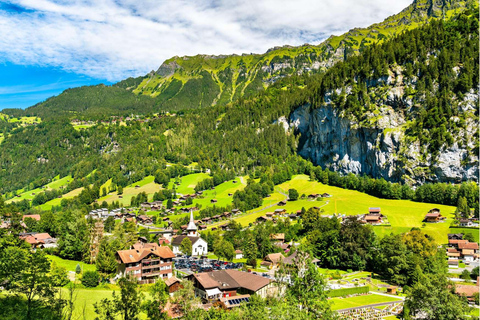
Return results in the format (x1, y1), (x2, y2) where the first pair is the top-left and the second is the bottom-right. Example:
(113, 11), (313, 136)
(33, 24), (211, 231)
(127, 0), (476, 109)
(21, 0), (476, 118)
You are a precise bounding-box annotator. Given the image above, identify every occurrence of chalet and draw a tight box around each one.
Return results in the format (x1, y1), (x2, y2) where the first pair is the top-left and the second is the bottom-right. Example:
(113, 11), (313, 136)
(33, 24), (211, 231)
(116, 243), (175, 283)
(198, 225), (207, 231)
(307, 194), (320, 200)
(202, 217), (211, 223)
(289, 214), (297, 220)
(278, 200), (287, 206)
(448, 233), (464, 240)
(261, 253), (285, 269)
(270, 233), (285, 242)
(158, 238), (170, 245)
(235, 250), (243, 259)
(212, 215), (221, 220)
(228, 193), (233, 197)
(368, 207), (381, 214)
(19, 232), (57, 249)
(171, 212), (208, 256)
(137, 215), (153, 225)
(447, 248), (461, 258)
(321, 193), (332, 198)
(459, 219), (474, 227)
(274, 208), (286, 215)
(256, 216), (270, 223)
(210, 199), (218, 203)
(188, 270), (276, 302)
(424, 212), (445, 223)
(386, 286), (397, 295)
(364, 214), (383, 225)
(448, 259), (459, 267)
(232, 209), (241, 214)
(455, 284), (479, 302)
(165, 276), (183, 296)
(22, 214), (41, 222)
(140, 203), (151, 209)
(266, 212), (273, 218)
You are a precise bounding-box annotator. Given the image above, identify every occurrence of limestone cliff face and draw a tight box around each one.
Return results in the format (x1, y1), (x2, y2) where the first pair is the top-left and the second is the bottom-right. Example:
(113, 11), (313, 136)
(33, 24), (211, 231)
(289, 102), (479, 184)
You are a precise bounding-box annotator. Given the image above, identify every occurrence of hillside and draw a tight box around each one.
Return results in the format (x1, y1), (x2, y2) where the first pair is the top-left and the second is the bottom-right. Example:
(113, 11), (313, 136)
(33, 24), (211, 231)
(128, 0), (476, 110)
(19, 0), (476, 118)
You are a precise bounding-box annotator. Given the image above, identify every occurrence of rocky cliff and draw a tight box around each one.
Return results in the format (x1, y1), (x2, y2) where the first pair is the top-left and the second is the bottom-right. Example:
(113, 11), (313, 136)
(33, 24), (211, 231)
(289, 98), (479, 184)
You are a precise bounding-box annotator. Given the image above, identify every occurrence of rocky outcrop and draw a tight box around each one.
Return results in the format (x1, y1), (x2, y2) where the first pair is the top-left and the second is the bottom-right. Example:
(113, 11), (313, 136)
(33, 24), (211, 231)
(289, 103), (479, 184)
(156, 60), (181, 77)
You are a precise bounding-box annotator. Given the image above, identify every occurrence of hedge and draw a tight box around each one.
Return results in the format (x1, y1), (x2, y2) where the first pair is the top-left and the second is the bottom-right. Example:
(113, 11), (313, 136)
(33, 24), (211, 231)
(327, 286), (369, 298)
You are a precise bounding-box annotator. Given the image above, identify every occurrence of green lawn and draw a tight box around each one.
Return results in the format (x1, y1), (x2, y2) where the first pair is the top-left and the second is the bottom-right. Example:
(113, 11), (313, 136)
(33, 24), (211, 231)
(449, 227), (480, 242)
(228, 175), (456, 244)
(39, 187), (84, 211)
(98, 175), (162, 206)
(47, 255), (96, 273)
(330, 294), (403, 311)
(169, 173), (210, 194)
(6, 175), (73, 203)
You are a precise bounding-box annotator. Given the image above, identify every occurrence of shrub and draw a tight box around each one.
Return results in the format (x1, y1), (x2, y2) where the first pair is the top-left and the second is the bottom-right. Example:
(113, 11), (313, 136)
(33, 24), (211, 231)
(81, 271), (100, 287)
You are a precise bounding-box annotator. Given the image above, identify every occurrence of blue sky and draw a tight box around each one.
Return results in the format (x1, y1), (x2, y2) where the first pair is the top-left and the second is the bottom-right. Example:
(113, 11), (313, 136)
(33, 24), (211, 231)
(0, 0), (411, 110)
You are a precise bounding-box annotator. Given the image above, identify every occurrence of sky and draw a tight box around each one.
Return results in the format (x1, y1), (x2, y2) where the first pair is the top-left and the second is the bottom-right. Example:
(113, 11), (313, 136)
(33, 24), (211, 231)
(0, 0), (412, 110)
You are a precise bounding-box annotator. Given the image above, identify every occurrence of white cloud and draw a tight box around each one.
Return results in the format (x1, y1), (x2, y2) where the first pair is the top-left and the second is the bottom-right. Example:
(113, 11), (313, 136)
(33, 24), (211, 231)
(0, 0), (412, 81)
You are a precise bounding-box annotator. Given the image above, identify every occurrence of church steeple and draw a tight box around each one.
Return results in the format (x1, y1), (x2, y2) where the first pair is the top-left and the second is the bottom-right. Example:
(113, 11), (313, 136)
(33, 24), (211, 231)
(186, 210), (198, 236)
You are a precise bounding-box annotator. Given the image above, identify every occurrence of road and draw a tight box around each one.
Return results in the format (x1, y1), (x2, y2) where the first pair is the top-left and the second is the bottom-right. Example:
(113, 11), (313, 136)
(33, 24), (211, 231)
(336, 300), (404, 313)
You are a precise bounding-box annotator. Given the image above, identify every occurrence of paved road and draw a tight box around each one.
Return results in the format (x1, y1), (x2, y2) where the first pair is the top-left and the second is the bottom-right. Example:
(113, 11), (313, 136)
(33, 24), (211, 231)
(336, 300), (404, 313)
(370, 291), (405, 301)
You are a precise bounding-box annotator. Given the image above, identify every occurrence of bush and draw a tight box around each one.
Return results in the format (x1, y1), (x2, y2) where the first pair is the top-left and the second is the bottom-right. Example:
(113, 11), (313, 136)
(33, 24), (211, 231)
(247, 258), (257, 269)
(327, 286), (369, 298)
(81, 271), (100, 287)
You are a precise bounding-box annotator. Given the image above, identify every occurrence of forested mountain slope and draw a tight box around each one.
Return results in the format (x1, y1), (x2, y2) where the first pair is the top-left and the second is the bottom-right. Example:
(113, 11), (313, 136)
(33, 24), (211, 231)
(23, 0), (476, 118)
(0, 9), (477, 198)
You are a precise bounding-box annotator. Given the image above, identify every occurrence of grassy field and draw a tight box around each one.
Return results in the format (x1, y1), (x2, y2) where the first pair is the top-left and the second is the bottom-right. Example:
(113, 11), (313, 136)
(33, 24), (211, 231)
(169, 173), (210, 194)
(183, 177), (246, 209)
(6, 175), (73, 203)
(449, 227), (480, 242)
(228, 175), (456, 244)
(330, 294), (403, 311)
(47, 255), (96, 273)
(38, 187), (84, 211)
(98, 175), (162, 206)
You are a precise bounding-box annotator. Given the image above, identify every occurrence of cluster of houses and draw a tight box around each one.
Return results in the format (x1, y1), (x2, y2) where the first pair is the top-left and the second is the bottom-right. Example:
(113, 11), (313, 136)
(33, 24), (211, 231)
(447, 234), (479, 267)
(458, 218), (479, 227)
(19, 232), (57, 249)
(360, 207), (386, 225)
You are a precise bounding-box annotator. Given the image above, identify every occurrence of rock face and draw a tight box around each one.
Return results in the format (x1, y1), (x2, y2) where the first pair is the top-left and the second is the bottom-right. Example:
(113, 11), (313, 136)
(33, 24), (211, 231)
(289, 104), (479, 184)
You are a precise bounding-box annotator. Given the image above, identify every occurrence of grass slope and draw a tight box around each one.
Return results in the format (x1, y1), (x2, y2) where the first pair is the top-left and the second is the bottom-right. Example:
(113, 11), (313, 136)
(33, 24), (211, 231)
(6, 175), (73, 203)
(47, 255), (96, 273)
(330, 294), (403, 311)
(228, 175), (456, 244)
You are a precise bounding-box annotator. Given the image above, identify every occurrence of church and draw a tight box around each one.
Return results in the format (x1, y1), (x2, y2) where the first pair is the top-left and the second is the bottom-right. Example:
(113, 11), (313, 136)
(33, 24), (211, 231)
(171, 211), (208, 256)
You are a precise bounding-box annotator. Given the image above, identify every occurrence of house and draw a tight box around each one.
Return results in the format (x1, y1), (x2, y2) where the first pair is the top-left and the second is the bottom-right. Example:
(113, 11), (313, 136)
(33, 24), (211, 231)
(274, 208), (286, 215)
(20, 232), (57, 249)
(171, 212), (208, 256)
(424, 212), (445, 222)
(459, 219), (474, 227)
(165, 276), (183, 296)
(188, 270), (276, 302)
(321, 193), (332, 198)
(235, 250), (243, 259)
(261, 253), (285, 269)
(368, 207), (381, 214)
(364, 214), (383, 225)
(448, 239), (468, 248)
(455, 284), (479, 302)
(137, 215), (153, 225)
(461, 249), (476, 262)
(270, 233), (285, 242)
(447, 248), (461, 258)
(448, 259), (459, 268)
(448, 233), (463, 240)
(307, 194), (319, 200)
(386, 286), (397, 295)
(278, 200), (287, 206)
(211, 199), (218, 203)
(256, 216), (271, 223)
(158, 237), (170, 245)
(231, 209), (241, 215)
(116, 243), (175, 284)
(22, 214), (41, 222)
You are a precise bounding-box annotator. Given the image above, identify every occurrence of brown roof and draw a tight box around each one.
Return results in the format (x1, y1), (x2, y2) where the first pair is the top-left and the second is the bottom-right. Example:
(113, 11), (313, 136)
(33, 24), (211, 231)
(462, 249), (475, 255)
(171, 235), (202, 246)
(449, 239), (468, 245)
(192, 270), (271, 292)
(22, 214), (41, 221)
(34, 233), (53, 240)
(455, 284), (479, 297)
(263, 253), (285, 264)
(425, 213), (440, 218)
(447, 252), (461, 257)
(235, 250), (243, 254)
(270, 233), (285, 241)
(165, 276), (181, 287)
(117, 246), (175, 264)
(458, 242), (479, 250)
(365, 215), (381, 221)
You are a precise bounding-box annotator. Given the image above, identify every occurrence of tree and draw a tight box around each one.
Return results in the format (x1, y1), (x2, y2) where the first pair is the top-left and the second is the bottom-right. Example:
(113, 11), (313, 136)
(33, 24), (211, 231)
(180, 237), (192, 256)
(96, 237), (118, 276)
(75, 264), (82, 275)
(288, 189), (299, 201)
(456, 196), (470, 218)
(463, 233), (475, 243)
(104, 216), (115, 233)
(81, 271), (100, 287)
(50, 261), (70, 287)
(243, 232), (258, 262)
(142, 280), (169, 320)
(117, 185), (123, 195)
(404, 274), (469, 320)
(471, 267), (479, 280)
(215, 240), (235, 261)
(460, 269), (471, 281)
(172, 280), (202, 319)
(114, 275), (143, 320)
(167, 199), (173, 209)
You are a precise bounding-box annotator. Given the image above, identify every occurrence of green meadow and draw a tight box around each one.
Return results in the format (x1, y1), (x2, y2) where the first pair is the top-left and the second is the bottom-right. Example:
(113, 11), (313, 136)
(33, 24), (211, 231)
(330, 294), (403, 311)
(6, 175), (73, 203)
(226, 175), (457, 244)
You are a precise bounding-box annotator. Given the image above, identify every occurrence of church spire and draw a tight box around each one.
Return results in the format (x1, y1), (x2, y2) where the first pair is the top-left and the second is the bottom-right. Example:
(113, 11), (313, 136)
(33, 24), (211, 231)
(186, 210), (198, 236)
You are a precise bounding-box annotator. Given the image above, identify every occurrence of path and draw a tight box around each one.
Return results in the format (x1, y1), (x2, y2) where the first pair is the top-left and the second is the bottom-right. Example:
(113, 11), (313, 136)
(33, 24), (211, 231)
(336, 300), (404, 312)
